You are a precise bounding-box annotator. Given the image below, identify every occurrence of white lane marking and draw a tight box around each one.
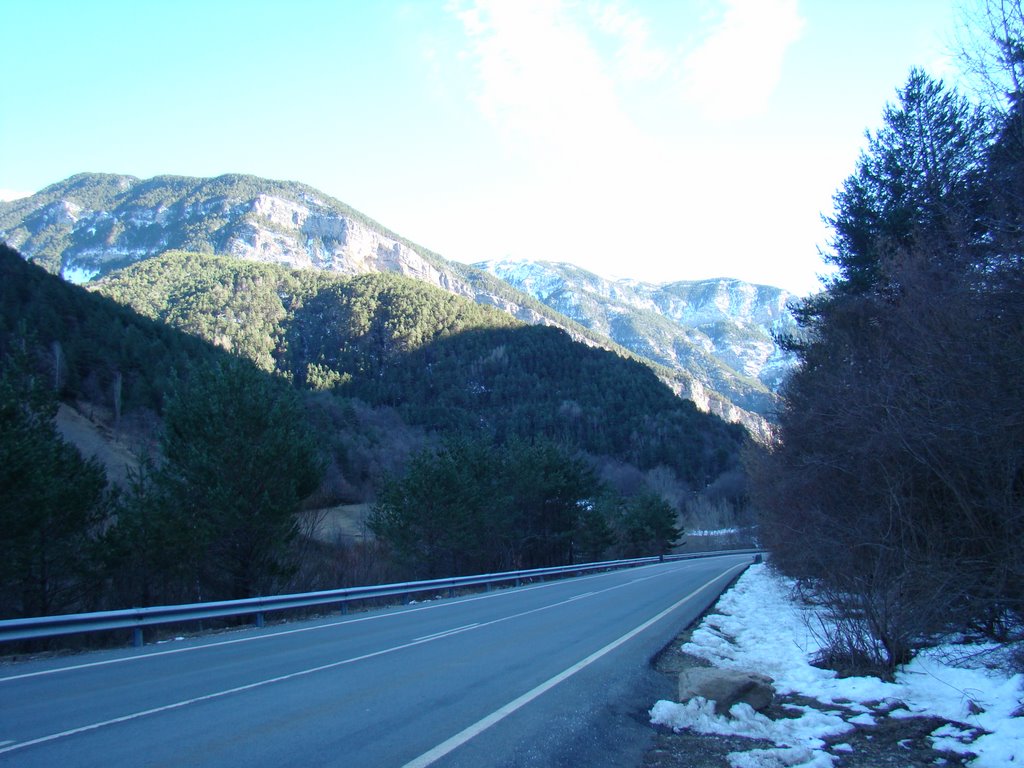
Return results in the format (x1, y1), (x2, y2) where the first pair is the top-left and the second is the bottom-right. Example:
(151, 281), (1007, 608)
(0, 565), (706, 757)
(562, 591), (595, 603)
(0, 558), (722, 685)
(0, 568), (640, 684)
(0, 639), (432, 757)
(413, 624), (480, 642)
(401, 561), (750, 768)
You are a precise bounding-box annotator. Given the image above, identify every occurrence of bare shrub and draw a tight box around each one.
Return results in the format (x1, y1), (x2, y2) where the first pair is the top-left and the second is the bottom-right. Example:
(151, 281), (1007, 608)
(593, 456), (646, 497)
(684, 496), (735, 534)
(289, 537), (398, 592)
(643, 464), (690, 511)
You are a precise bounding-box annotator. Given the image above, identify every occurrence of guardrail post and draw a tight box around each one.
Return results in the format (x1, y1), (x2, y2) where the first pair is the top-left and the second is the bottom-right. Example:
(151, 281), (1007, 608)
(132, 627), (143, 648)
(255, 612), (265, 628)
(339, 602), (348, 615)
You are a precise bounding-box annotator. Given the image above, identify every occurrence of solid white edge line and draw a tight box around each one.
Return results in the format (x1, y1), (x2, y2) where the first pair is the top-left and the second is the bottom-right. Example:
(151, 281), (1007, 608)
(400, 561), (750, 768)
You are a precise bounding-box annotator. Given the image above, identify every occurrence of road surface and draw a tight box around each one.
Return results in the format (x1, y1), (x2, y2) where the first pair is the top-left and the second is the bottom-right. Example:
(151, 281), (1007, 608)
(0, 554), (752, 767)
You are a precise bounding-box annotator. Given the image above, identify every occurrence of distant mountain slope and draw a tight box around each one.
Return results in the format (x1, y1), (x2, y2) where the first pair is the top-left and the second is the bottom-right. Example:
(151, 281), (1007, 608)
(0, 243), (220, 419)
(475, 259), (800, 415)
(0, 172), (771, 434)
(93, 251), (746, 486)
(0, 172), (455, 284)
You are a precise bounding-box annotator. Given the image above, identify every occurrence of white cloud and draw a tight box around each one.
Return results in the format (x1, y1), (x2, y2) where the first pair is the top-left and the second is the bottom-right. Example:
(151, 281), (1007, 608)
(442, 0), (825, 294)
(449, 0), (632, 157)
(681, 0), (805, 120)
(590, 2), (670, 82)
(446, 1), (679, 262)
(0, 188), (32, 202)
(450, 0), (806, 128)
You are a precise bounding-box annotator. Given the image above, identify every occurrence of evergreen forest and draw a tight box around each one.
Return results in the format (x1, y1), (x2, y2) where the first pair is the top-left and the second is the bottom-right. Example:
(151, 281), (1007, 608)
(0, 243), (745, 622)
(756, 11), (1024, 673)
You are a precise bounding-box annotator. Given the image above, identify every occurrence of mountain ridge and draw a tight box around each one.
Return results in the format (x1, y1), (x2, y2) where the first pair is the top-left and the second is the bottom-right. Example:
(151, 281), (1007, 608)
(0, 172), (792, 436)
(84, 249), (746, 490)
(474, 259), (799, 417)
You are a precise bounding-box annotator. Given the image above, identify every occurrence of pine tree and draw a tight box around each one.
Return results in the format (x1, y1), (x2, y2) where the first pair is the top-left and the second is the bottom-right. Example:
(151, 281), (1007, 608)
(156, 357), (323, 600)
(0, 345), (108, 618)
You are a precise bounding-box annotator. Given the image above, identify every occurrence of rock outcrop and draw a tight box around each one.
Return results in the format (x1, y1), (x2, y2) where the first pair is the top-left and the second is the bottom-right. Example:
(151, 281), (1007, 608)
(677, 668), (776, 716)
(476, 259), (803, 424)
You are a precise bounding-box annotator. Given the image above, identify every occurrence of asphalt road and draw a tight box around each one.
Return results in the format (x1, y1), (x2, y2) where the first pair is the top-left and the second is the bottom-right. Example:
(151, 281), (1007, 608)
(0, 554), (752, 767)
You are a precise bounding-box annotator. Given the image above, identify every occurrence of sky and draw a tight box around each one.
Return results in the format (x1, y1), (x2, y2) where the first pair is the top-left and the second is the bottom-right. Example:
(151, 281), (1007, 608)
(0, 0), (967, 295)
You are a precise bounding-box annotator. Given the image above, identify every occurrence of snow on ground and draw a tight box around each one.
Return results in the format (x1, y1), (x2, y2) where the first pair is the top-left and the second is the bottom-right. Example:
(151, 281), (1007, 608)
(650, 563), (1024, 767)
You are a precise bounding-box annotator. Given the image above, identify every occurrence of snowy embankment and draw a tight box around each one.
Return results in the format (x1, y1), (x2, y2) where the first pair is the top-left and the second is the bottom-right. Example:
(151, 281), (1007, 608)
(650, 563), (1024, 767)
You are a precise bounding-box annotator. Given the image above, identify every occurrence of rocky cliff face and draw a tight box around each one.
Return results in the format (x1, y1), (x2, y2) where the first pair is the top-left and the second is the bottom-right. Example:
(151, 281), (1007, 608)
(0, 174), (447, 285)
(475, 259), (801, 417)
(628, 276), (799, 393)
(0, 174), (566, 329)
(0, 173), (779, 436)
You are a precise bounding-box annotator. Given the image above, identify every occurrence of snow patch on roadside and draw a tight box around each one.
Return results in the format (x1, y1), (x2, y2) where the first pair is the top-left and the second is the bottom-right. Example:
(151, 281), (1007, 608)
(650, 563), (1024, 767)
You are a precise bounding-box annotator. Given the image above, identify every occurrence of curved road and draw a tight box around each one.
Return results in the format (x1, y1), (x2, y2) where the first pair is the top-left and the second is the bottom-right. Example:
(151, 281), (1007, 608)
(0, 554), (752, 767)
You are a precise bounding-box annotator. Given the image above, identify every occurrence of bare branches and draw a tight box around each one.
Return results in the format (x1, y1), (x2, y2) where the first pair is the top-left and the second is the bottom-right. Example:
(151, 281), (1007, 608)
(955, 0), (1024, 107)
(758, 22), (1024, 672)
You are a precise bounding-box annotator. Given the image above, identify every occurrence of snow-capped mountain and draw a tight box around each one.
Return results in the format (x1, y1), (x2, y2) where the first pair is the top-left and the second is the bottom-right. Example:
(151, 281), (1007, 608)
(475, 259), (801, 417)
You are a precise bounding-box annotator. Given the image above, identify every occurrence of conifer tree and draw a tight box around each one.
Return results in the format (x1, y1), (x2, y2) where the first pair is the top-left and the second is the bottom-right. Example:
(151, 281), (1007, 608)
(0, 346), (108, 618)
(156, 357), (323, 600)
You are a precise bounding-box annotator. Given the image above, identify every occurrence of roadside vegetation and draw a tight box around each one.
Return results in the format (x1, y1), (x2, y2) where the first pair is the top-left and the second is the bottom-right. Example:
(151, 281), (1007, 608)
(754, 0), (1024, 673)
(0, 242), (744, 622)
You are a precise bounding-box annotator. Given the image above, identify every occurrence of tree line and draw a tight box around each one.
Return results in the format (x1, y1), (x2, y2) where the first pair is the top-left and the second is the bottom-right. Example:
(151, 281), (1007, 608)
(0, 244), (713, 621)
(755, 2), (1024, 673)
(369, 436), (679, 579)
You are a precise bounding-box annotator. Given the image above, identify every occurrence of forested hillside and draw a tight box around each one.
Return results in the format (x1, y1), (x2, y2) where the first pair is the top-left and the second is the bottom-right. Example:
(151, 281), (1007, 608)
(0, 244), (326, 615)
(95, 251), (745, 487)
(1, 243), (748, 621)
(0, 171), (769, 433)
(0, 244), (219, 417)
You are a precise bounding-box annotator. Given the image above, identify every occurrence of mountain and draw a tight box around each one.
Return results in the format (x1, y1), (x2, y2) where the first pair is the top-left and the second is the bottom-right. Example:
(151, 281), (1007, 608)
(474, 259), (800, 416)
(91, 250), (745, 488)
(0, 242), (750, 616)
(0, 173), (563, 327)
(0, 172), (777, 434)
(0, 173), (446, 281)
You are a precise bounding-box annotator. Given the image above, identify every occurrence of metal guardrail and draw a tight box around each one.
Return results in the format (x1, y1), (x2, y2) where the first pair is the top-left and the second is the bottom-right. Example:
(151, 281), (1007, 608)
(0, 549), (761, 647)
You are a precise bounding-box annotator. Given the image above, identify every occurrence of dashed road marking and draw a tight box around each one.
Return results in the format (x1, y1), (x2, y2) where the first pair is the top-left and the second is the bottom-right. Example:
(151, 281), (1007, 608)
(413, 624), (480, 642)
